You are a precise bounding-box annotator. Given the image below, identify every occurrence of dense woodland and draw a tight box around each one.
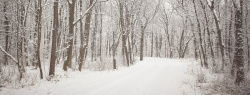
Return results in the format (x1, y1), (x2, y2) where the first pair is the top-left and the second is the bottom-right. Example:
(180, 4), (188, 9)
(0, 0), (249, 90)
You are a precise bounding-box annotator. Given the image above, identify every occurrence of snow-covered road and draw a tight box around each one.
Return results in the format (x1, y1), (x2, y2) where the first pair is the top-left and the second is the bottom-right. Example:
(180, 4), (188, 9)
(0, 57), (197, 95)
(56, 58), (196, 95)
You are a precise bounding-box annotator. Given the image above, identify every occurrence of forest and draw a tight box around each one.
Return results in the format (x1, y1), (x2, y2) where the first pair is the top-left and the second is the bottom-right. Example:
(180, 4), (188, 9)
(0, 0), (250, 94)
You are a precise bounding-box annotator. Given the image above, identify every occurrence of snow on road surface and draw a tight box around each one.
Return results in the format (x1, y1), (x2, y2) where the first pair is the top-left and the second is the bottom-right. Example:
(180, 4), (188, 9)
(0, 57), (198, 95)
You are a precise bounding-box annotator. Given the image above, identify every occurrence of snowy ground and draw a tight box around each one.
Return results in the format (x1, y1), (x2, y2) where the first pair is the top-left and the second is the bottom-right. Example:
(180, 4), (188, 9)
(0, 57), (200, 95)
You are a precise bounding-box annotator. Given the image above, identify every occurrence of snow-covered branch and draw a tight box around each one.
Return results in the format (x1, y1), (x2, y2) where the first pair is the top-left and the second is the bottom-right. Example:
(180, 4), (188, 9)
(73, 0), (98, 26)
(0, 46), (18, 63)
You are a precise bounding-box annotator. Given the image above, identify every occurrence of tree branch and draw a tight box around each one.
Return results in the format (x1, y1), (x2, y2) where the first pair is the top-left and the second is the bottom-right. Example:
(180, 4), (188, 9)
(73, 0), (98, 26)
(145, 1), (160, 27)
(0, 46), (18, 63)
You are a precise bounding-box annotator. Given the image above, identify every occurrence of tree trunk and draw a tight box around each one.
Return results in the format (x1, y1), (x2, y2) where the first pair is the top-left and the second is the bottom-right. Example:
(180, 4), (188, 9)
(199, 0), (215, 66)
(207, 0), (225, 69)
(233, 0), (244, 85)
(64, 0), (76, 71)
(228, 7), (234, 66)
(99, 3), (103, 61)
(192, 24), (198, 60)
(49, 0), (58, 76)
(128, 37), (133, 65)
(79, 0), (94, 71)
(37, 0), (43, 79)
(16, 2), (23, 80)
(91, 6), (98, 62)
(165, 39), (167, 58)
(113, 30), (116, 69)
(151, 32), (153, 57)
(193, 0), (208, 68)
(4, 1), (9, 65)
(179, 30), (184, 58)
(244, 3), (250, 72)
(140, 26), (145, 61)
(155, 34), (159, 57)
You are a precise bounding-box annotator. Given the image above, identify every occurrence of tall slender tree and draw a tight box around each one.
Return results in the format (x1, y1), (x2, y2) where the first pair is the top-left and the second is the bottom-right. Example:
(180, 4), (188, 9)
(3, 1), (9, 66)
(63, 0), (76, 71)
(36, 0), (43, 79)
(79, 0), (94, 71)
(49, 0), (59, 76)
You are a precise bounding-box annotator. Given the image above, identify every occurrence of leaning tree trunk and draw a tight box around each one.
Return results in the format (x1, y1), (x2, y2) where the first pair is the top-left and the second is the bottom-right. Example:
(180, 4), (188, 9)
(193, 0), (208, 68)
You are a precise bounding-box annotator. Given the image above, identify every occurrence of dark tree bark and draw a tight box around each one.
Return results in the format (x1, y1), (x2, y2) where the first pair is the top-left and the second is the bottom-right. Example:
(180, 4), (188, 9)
(64, 0), (76, 71)
(16, 2), (23, 80)
(228, 7), (234, 66)
(140, 26), (145, 61)
(119, 1), (129, 66)
(4, 1), (9, 65)
(113, 30), (116, 69)
(232, 0), (244, 85)
(49, 0), (58, 76)
(128, 36), (133, 65)
(79, 0), (84, 71)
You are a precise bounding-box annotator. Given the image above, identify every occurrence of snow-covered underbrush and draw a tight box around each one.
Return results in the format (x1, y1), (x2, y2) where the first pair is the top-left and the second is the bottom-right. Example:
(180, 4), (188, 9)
(191, 61), (250, 94)
(83, 57), (137, 71)
(0, 56), (138, 89)
(0, 65), (40, 88)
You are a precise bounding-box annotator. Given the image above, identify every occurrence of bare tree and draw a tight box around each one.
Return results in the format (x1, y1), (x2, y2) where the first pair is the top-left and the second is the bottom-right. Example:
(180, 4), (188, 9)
(193, 0), (208, 68)
(139, 0), (159, 61)
(206, 0), (225, 69)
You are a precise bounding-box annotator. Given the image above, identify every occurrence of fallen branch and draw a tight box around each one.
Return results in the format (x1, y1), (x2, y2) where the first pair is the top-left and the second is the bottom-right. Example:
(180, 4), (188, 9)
(0, 46), (18, 63)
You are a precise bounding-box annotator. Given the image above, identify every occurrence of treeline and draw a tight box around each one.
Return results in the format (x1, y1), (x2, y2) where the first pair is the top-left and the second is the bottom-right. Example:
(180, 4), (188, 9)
(174, 0), (249, 85)
(0, 0), (249, 86)
(0, 0), (164, 82)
